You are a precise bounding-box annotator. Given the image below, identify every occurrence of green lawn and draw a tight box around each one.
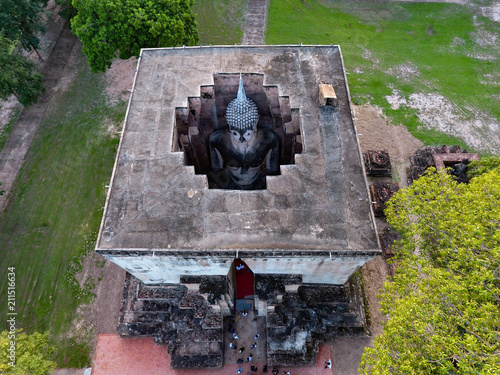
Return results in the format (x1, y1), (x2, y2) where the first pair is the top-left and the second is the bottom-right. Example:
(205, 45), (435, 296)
(193, 0), (248, 45)
(267, 0), (500, 151)
(0, 54), (125, 366)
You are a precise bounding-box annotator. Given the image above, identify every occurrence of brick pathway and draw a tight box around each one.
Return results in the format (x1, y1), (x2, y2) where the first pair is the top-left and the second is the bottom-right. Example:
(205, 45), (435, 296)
(92, 334), (334, 375)
(242, 0), (269, 45)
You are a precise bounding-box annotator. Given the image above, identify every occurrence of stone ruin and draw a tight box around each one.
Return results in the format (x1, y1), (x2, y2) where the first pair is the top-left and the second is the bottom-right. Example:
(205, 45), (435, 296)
(364, 150), (392, 177)
(409, 145), (479, 184)
(378, 227), (400, 259)
(371, 145), (481, 263)
(118, 272), (367, 368)
(262, 274), (366, 366)
(369, 182), (399, 218)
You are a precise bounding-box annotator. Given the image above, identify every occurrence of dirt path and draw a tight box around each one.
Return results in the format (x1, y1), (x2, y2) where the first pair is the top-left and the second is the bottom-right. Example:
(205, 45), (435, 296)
(242, 0), (269, 44)
(0, 21), (77, 212)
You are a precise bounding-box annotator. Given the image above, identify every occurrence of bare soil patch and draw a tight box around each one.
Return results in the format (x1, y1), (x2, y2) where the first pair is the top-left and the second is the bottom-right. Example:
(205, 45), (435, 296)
(354, 104), (424, 186)
(72, 252), (126, 361)
(104, 57), (137, 104)
(481, 2), (500, 22)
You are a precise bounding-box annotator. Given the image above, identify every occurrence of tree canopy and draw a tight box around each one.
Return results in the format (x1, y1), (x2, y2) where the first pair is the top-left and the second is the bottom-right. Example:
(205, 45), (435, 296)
(0, 36), (45, 107)
(467, 156), (500, 179)
(71, 0), (199, 72)
(0, 0), (46, 53)
(360, 168), (500, 374)
(0, 330), (56, 375)
(0, 0), (46, 107)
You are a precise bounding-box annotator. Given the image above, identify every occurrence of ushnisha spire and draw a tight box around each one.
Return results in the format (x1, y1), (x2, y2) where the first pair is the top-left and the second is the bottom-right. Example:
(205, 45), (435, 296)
(226, 74), (259, 132)
(237, 73), (247, 101)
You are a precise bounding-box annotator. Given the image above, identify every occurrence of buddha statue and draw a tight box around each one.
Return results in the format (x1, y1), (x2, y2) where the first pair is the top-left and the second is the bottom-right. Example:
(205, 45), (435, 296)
(209, 75), (279, 189)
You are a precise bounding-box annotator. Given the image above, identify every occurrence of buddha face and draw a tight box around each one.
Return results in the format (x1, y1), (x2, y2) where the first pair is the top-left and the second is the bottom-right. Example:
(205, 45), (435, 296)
(230, 127), (255, 144)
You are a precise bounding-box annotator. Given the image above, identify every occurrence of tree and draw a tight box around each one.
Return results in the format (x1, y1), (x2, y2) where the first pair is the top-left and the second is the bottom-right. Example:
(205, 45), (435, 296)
(71, 0), (199, 72)
(0, 0), (46, 58)
(467, 156), (500, 180)
(0, 330), (56, 375)
(56, 0), (77, 20)
(360, 168), (500, 374)
(0, 39), (45, 107)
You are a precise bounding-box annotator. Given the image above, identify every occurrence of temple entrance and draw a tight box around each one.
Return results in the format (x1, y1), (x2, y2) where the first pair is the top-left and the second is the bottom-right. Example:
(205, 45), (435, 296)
(227, 259), (255, 311)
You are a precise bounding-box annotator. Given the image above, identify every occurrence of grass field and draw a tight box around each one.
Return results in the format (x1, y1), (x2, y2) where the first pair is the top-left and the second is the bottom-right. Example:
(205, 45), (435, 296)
(0, 54), (125, 366)
(266, 0), (500, 152)
(193, 0), (248, 45)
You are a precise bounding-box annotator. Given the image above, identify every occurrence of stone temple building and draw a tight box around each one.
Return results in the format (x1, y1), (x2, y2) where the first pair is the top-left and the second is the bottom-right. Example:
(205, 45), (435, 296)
(95, 45), (381, 368)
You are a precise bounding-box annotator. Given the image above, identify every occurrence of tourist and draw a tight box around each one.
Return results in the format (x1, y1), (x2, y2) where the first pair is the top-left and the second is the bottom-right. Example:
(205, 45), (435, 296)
(283, 371), (291, 375)
(272, 368), (279, 375)
(246, 354), (253, 362)
(325, 359), (332, 369)
(233, 333), (239, 340)
(250, 342), (257, 349)
(236, 358), (244, 364)
(238, 347), (245, 354)
(262, 364), (268, 372)
(254, 333), (260, 340)
(236, 366), (243, 374)
(229, 342), (237, 349)
(251, 365), (258, 372)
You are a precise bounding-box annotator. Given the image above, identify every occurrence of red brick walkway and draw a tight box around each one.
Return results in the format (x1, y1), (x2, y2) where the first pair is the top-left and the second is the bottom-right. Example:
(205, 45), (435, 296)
(92, 334), (334, 375)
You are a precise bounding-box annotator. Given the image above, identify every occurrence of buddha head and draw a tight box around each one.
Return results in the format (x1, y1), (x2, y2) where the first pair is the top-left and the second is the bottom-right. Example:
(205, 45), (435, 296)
(226, 76), (259, 144)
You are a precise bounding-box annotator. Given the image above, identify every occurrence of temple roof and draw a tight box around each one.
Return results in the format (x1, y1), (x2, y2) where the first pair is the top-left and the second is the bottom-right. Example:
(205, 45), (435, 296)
(96, 45), (380, 256)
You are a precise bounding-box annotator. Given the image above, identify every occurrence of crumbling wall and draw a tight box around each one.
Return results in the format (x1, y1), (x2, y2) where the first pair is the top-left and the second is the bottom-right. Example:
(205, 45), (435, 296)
(118, 273), (225, 369)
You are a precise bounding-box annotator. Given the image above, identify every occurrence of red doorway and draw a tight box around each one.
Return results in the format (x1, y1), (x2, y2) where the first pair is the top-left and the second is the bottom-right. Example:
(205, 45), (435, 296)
(231, 259), (254, 311)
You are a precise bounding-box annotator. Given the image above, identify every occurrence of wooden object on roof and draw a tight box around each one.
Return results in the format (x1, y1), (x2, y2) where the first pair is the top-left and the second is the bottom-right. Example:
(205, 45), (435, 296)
(319, 83), (338, 107)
